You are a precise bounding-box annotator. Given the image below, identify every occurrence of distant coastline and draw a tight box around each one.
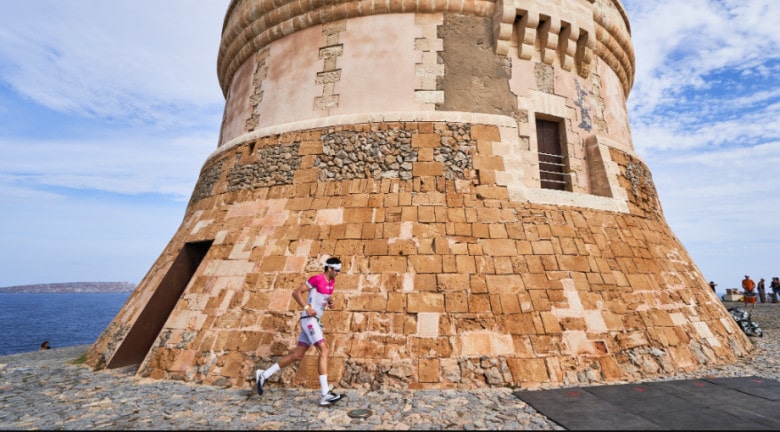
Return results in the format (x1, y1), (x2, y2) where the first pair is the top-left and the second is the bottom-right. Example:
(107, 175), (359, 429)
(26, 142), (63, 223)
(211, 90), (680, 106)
(0, 282), (136, 293)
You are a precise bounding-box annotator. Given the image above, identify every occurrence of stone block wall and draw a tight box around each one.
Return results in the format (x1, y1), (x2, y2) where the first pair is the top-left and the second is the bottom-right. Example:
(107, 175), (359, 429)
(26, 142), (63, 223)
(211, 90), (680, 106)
(87, 117), (753, 390)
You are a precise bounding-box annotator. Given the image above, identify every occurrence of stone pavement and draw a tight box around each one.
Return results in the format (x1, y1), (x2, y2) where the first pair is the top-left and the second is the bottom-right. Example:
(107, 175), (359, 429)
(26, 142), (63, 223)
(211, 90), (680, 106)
(1, 302), (777, 430)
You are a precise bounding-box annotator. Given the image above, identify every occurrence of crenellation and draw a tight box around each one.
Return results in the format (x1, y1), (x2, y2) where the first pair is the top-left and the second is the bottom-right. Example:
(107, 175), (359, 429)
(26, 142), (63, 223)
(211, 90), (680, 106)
(539, 16), (561, 67)
(558, 21), (577, 72)
(517, 10), (540, 61)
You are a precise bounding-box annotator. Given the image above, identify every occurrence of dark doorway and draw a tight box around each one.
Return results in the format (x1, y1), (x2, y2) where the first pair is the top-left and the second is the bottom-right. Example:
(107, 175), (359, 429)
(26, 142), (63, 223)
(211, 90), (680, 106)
(107, 240), (212, 369)
(536, 119), (568, 191)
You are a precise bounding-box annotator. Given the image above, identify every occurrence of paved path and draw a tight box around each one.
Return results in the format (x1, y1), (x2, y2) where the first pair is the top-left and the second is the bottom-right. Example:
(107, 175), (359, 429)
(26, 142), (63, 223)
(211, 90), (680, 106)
(1, 302), (777, 430)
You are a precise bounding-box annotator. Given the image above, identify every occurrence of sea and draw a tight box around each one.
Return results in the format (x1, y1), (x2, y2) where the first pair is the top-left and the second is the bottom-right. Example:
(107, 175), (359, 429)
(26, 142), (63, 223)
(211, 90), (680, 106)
(0, 292), (131, 356)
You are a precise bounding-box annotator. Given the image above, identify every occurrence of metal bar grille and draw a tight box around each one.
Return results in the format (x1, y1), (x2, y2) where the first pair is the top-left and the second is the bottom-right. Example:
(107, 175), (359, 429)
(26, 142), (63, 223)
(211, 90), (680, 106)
(539, 152), (566, 190)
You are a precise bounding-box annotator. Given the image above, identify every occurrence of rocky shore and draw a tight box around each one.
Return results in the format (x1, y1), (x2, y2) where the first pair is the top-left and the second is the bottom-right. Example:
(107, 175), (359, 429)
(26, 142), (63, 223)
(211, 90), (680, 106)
(0, 301), (776, 430)
(0, 282), (135, 293)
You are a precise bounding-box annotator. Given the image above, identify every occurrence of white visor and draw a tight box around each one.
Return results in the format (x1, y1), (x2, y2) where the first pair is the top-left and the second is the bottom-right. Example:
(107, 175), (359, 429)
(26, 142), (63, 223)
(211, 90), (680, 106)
(329, 263), (341, 271)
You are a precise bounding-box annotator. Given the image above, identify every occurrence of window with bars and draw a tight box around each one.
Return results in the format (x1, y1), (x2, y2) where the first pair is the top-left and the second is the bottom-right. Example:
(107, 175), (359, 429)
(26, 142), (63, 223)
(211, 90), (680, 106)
(536, 119), (568, 191)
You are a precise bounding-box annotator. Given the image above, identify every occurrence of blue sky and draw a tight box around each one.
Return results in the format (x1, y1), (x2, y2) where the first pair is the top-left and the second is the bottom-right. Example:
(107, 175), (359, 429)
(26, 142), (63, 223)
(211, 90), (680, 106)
(1, 1), (778, 294)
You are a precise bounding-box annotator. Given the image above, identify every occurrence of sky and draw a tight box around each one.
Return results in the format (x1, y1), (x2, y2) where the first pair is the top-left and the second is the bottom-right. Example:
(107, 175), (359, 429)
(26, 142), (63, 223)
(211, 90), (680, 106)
(0, 1), (778, 295)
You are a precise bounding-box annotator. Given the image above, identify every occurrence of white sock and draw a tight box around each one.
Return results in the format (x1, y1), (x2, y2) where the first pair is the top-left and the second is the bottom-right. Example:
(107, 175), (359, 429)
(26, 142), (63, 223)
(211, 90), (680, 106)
(319, 374), (329, 396)
(263, 363), (281, 379)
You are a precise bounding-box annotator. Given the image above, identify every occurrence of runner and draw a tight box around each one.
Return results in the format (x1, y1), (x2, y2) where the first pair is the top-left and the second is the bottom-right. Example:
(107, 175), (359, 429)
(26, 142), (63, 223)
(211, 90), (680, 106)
(255, 257), (344, 406)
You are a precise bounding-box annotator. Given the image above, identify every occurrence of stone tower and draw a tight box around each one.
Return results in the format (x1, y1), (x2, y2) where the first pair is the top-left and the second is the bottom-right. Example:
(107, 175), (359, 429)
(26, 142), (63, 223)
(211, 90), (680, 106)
(87, 0), (753, 390)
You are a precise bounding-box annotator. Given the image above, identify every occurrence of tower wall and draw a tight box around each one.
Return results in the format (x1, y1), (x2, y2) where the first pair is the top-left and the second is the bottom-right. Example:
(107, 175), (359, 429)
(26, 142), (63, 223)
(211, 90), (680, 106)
(87, 0), (753, 390)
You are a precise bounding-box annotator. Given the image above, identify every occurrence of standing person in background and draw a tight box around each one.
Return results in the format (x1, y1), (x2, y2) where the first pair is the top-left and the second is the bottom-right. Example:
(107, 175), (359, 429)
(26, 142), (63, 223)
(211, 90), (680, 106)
(770, 277), (780, 303)
(254, 257), (344, 406)
(757, 278), (766, 303)
(742, 275), (757, 305)
(742, 275), (755, 294)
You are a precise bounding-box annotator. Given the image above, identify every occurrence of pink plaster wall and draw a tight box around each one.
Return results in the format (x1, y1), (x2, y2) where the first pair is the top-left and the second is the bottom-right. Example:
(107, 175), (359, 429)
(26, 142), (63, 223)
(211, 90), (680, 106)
(257, 25), (327, 129)
(508, 59), (536, 98)
(334, 14), (422, 115)
(598, 60), (634, 150)
(219, 14), (428, 141)
(219, 56), (255, 146)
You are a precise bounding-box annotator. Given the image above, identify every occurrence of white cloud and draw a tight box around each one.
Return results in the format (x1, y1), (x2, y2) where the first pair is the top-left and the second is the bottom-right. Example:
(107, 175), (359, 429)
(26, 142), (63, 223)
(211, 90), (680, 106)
(623, 0), (780, 290)
(626, 0), (780, 119)
(0, 1), (228, 122)
(0, 132), (215, 199)
(0, 1), (230, 286)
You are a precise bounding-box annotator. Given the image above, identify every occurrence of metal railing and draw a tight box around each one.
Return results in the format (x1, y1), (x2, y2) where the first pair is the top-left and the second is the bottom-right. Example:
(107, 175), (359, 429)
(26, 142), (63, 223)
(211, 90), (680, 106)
(539, 151), (567, 190)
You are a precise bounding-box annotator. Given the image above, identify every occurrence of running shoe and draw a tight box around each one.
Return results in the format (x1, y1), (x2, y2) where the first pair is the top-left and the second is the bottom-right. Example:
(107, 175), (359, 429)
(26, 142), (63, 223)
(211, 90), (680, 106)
(255, 369), (266, 396)
(319, 391), (343, 406)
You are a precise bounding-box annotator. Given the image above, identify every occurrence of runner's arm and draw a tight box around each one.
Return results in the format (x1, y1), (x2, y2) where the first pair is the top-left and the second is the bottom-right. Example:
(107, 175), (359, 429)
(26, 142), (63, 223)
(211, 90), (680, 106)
(292, 282), (315, 316)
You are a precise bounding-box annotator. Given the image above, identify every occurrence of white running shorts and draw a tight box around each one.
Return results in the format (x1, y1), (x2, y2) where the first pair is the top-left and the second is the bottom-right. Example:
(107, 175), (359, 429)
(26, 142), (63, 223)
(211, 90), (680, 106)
(298, 316), (325, 347)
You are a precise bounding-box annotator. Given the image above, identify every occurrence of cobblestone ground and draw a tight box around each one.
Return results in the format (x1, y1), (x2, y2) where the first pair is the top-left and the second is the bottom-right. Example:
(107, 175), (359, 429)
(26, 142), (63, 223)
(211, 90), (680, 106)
(1, 301), (777, 430)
